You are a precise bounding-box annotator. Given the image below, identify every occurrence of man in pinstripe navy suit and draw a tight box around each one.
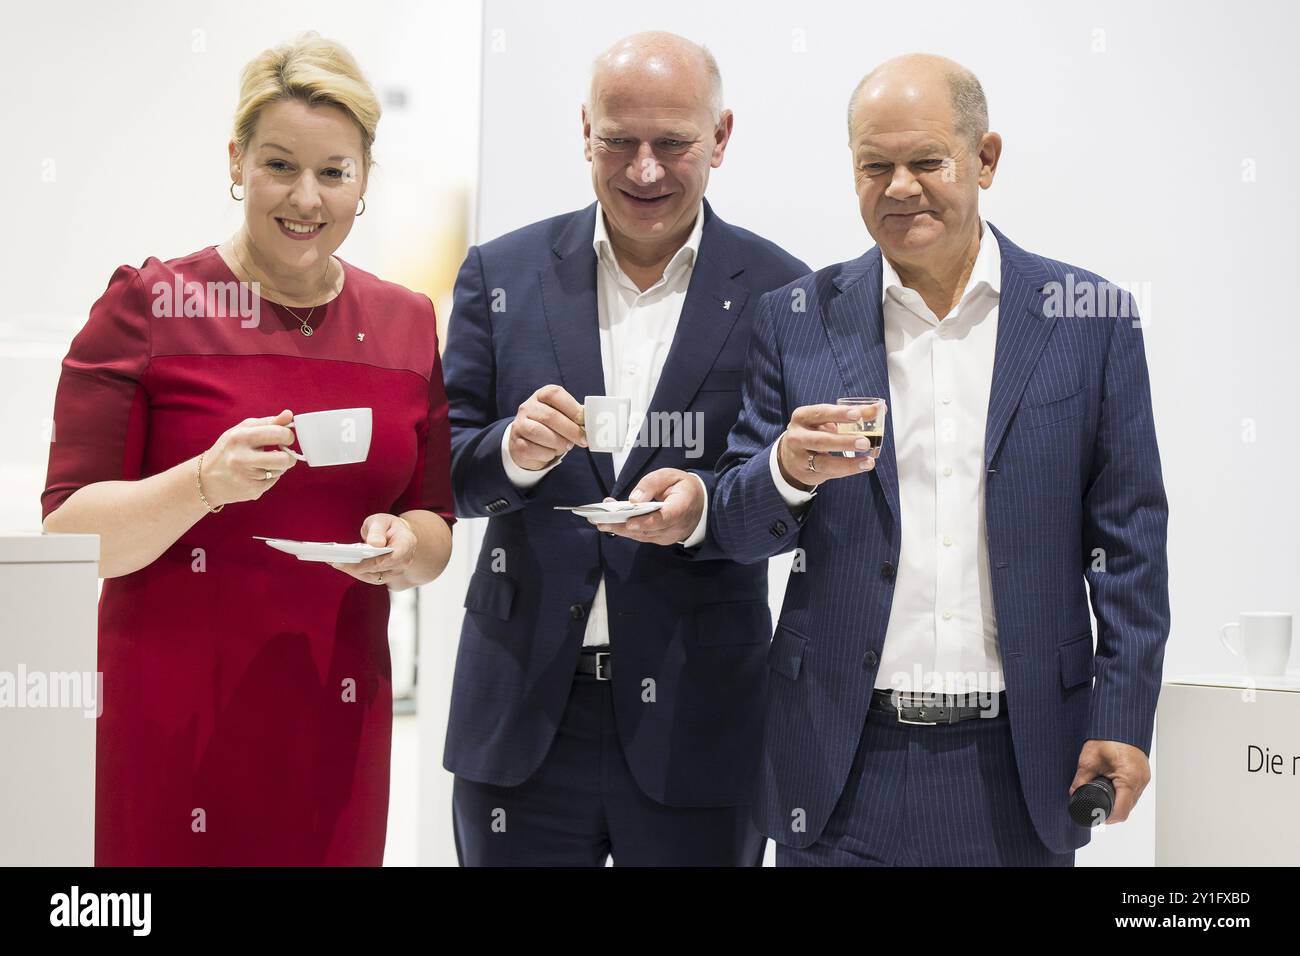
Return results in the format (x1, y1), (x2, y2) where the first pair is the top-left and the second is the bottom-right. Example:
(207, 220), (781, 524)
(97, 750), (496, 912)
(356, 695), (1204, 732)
(712, 53), (1169, 865)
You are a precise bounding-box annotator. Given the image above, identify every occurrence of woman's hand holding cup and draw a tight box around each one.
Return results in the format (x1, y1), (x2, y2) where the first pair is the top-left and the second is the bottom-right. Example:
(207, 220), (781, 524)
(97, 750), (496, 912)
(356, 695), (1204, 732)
(199, 409), (299, 507)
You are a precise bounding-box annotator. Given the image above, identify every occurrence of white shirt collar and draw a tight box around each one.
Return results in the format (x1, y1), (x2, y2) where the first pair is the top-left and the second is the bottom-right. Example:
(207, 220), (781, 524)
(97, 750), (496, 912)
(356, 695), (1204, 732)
(593, 200), (705, 280)
(880, 218), (1001, 311)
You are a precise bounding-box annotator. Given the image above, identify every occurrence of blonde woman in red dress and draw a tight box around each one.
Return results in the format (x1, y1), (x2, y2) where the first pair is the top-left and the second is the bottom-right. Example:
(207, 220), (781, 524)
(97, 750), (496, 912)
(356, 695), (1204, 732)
(41, 33), (454, 865)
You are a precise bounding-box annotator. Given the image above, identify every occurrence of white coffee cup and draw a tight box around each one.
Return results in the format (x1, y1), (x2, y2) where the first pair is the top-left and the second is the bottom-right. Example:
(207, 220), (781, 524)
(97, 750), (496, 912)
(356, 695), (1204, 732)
(1220, 612), (1293, 678)
(280, 408), (373, 466)
(583, 396), (632, 454)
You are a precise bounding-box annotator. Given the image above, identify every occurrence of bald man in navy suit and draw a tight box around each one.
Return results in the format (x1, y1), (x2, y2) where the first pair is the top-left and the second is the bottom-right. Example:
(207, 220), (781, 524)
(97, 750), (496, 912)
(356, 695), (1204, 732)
(712, 54), (1169, 866)
(442, 32), (808, 866)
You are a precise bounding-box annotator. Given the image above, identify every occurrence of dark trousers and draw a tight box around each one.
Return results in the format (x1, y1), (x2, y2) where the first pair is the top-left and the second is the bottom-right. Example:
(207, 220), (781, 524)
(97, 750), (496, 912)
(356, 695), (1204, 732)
(453, 668), (766, 866)
(778, 698), (1075, 867)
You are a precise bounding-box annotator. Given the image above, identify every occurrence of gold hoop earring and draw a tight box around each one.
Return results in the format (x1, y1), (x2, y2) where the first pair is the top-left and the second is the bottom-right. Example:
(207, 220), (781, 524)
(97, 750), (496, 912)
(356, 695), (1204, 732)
(356, 197), (366, 217)
(229, 182), (243, 201)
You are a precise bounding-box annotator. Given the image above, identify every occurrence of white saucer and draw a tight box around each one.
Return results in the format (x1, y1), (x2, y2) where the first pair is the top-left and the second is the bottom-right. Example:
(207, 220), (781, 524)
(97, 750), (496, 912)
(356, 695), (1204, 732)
(254, 537), (393, 564)
(554, 501), (665, 524)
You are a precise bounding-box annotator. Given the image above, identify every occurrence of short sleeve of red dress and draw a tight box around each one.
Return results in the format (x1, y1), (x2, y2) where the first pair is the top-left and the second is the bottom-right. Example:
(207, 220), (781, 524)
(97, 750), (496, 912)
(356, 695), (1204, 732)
(392, 295), (456, 526)
(42, 265), (152, 519)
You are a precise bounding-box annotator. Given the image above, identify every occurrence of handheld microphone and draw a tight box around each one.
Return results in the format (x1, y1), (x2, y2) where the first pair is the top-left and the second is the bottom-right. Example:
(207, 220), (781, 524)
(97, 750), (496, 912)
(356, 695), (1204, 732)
(1068, 776), (1115, 827)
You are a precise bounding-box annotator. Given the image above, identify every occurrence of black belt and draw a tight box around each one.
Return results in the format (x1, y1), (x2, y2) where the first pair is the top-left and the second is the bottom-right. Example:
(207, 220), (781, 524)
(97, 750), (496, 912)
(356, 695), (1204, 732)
(576, 647), (612, 681)
(870, 688), (1005, 725)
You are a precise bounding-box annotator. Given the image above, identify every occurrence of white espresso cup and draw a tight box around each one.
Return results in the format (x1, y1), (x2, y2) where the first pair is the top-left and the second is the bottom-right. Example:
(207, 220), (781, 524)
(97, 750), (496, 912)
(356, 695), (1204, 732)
(1220, 612), (1293, 678)
(280, 408), (373, 466)
(583, 396), (632, 454)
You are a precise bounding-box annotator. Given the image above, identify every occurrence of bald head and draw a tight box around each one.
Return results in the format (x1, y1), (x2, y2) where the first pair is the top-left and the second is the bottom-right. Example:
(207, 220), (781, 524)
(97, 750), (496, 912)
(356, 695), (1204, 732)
(847, 53), (987, 147)
(589, 31), (723, 123)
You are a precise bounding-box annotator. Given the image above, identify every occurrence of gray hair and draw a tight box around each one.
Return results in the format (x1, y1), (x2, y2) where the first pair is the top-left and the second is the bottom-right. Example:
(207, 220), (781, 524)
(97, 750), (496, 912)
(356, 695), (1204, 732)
(847, 61), (988, 147)
(698, 45), (724, 123)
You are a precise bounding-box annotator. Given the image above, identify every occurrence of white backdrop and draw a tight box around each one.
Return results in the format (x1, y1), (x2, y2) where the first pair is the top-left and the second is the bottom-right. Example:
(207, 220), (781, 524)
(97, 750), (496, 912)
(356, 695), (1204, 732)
(464, 0), (1300, 866)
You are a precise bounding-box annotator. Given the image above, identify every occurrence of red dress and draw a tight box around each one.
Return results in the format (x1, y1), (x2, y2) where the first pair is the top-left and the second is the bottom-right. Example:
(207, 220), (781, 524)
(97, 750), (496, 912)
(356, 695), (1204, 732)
(41, 247), (455, 865)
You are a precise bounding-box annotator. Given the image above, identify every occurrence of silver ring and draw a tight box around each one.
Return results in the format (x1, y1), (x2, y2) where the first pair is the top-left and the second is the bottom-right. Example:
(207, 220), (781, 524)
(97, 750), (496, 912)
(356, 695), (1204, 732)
(806, 453), (817, 473)
(375, 572), (384, 584)
(264, 470), (274, 481)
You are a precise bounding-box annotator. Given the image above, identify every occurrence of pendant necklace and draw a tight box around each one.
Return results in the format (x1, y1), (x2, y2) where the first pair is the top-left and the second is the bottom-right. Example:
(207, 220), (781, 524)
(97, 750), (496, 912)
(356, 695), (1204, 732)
(231, 241), (333, 336)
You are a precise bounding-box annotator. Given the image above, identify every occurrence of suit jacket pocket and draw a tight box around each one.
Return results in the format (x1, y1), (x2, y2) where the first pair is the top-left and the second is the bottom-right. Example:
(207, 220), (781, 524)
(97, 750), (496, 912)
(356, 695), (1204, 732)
(698, 368), (744, 391)
(767, 624), (808, 680)
(696, 600), (771, 646)
(463, 568), (517, 621)
(1058, 632), (1095, 689)
(1018, 385), (1086, 430)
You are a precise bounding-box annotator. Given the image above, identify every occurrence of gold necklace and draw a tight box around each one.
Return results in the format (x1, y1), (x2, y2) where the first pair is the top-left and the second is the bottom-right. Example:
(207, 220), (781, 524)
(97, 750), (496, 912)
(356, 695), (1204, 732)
(231, 241), (334, 336)
(279, 301), (318, 337)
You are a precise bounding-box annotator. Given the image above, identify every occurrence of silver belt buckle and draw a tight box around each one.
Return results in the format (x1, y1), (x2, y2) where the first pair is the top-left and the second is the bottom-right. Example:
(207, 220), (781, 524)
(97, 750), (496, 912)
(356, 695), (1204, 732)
(892, 692), (941, 725)
(594, 651), (611, 681)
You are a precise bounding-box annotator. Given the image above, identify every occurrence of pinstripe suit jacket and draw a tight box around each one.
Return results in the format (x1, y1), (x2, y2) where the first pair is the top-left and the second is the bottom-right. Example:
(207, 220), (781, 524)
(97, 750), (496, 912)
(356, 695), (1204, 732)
(711, 223), (1170, 854)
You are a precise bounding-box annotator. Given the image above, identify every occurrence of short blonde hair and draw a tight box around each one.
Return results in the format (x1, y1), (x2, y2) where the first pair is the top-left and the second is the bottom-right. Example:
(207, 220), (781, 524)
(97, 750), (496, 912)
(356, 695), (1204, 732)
(232, 32), (381, 168)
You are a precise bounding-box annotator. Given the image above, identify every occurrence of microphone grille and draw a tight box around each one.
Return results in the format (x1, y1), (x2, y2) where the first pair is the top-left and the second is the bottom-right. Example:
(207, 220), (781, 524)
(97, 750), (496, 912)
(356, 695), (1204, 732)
(1068, 781), (1113, 827)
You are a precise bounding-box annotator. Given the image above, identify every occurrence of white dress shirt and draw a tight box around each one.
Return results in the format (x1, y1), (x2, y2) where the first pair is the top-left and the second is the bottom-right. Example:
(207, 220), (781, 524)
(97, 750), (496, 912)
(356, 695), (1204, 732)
(501, 202), (709, 646)
(770, 220), (1004, 695)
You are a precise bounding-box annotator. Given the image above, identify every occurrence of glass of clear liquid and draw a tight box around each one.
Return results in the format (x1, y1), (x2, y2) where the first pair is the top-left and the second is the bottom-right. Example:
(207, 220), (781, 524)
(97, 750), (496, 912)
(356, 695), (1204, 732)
(835, 396), (887, 459)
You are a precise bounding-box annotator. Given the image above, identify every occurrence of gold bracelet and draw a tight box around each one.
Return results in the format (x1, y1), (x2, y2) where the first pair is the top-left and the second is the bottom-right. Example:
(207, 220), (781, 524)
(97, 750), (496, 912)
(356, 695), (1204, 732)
(196, 452), (224, 514)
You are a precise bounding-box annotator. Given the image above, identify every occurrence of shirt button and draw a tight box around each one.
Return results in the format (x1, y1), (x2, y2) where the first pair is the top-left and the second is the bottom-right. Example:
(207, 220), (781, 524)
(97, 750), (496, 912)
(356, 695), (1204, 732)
(863, 650), (879, 668)
(943, 466), (953, 477)
(943, 535), (953, 547)
(942, 610), (953, 621)
(941, 395), (952, 404)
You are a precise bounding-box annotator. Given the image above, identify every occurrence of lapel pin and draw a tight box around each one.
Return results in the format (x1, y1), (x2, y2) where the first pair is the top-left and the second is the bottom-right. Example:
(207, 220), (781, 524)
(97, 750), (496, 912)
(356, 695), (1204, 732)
(723, 300), (732, 311)
(357, 333), (365, 342)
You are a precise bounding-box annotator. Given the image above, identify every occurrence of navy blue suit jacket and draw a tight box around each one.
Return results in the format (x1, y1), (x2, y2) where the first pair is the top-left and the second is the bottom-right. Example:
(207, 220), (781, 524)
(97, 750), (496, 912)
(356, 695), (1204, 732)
(442, 200), (809, 807)
(711, 223), (1170, 853)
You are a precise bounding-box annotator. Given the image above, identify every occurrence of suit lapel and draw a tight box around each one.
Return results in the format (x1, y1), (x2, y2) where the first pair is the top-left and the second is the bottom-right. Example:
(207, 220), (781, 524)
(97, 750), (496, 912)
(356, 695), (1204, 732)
(983, 223), (1056, 469)
(613, 205), (747, 497)
(820, 224), (1058, 523)
(538, 204), (614, 494)
(821, 248), (901, 526)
